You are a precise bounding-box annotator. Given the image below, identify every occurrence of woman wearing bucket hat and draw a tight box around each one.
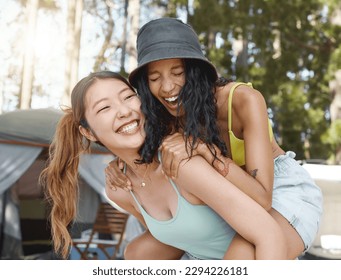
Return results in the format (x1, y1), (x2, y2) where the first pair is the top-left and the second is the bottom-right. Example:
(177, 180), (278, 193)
(40, 70), (286, 260)
(106, 17), (322, 260)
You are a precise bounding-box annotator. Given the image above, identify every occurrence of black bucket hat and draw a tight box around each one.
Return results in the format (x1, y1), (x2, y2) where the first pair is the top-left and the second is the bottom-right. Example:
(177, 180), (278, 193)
(128, 17), (218, 87)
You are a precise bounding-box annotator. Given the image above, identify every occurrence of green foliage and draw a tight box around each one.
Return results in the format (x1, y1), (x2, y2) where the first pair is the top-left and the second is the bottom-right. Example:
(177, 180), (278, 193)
(160, 0), (340, 160)
(322, 119), (341, 159)
(271, 83), (308, 159)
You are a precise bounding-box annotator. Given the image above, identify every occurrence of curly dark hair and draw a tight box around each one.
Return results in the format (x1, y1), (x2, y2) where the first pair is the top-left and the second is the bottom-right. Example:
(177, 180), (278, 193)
(135, 58), (231, 164)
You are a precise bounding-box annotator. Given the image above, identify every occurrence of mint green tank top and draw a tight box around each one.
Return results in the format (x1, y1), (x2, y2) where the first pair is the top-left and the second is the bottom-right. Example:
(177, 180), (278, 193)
(129, 178), (236, 259)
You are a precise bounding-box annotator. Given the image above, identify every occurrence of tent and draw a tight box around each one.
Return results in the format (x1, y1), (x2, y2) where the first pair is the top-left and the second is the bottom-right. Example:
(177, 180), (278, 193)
(0, 108), (116, 259)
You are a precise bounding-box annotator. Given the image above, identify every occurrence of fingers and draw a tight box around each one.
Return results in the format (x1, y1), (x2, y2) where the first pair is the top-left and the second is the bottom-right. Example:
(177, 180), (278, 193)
(169, 149), (182, 179)
(161, 133), (185, 148)
(105, 172), (117, 191)
(160, 142), (187, 180)
(160, 148), (177, 179)
(215, 157), (233, 177)
(117, 157), (125, 170)
(105, 158), (132, 191)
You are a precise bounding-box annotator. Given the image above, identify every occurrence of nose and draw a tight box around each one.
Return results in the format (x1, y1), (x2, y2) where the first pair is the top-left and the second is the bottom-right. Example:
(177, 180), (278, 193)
(117, 104), (132, 118)
(161, 77), (175, 94)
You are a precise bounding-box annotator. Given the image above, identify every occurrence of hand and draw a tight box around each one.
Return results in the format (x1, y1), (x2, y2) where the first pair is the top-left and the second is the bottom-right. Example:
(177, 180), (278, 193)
(196, 143), (232, 177)
(159, 133), (201, 179)
(159, 132), (231, 179)
(105, 158), (132, 191)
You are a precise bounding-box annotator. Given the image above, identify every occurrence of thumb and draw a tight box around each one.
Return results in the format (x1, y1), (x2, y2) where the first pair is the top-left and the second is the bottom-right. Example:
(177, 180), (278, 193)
(118, 158), (124, 170)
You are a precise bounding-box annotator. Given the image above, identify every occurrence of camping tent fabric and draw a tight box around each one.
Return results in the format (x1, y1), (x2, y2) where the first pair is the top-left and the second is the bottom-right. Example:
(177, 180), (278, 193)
(0, 144), (42, 259)
(0, 108), (61, 145)
(79, 154), (114, 204)
(0, 144), (42, 194)
(0, 191), (23, 259)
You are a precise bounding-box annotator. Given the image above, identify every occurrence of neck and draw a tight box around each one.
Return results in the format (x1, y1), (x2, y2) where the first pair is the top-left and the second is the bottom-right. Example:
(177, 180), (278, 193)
(127, 159), (159, 188)
(118, 152), (158, 180)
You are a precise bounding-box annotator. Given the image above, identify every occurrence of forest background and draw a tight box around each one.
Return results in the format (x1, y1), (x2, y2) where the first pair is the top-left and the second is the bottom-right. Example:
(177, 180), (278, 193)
(1, 0), (341, 163)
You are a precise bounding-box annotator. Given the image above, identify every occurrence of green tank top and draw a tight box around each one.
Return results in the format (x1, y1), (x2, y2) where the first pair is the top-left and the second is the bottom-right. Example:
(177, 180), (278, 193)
(228, 82), (273, 166)
(128, 154), (236, 259)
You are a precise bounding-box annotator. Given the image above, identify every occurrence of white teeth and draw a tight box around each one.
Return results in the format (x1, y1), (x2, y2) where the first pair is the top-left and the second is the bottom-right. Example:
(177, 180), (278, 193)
(120, 121), (138, 133)
(165, 95), (178, 102)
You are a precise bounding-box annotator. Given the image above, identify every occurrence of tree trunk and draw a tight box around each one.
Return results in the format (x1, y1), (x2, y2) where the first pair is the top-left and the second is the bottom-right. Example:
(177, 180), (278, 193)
(92, 3), (114, 72)
(330, 70), (341, 163)
(120, 0), (129, 74)
(330, 5), (341, 164)
(127, 0), (140, 73)
(62, 0), (83, 107)
(19, 0), (39, 109)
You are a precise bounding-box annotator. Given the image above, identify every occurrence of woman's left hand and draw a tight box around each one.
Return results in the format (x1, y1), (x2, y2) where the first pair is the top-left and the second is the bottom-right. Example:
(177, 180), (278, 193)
(105, 157), (132, 191)
(159, 133), (195, 179)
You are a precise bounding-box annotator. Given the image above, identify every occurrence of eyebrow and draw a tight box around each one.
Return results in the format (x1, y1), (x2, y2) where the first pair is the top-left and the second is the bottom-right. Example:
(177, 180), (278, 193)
(91, 86), (132, 110)
(92, 97), (108, 111)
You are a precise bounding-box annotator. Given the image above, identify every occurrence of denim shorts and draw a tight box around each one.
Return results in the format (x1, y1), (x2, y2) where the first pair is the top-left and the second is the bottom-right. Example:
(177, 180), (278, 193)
(272, 151), (323, 251)
(181, 252), (203, 260)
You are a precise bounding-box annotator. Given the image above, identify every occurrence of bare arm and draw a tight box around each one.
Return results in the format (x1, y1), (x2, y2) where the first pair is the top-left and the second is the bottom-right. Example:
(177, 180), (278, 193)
(228, 85), (274, 209)
(160, 86), (275, 210)
(174, 156), (286, 259)
(160, 133), (272, 210)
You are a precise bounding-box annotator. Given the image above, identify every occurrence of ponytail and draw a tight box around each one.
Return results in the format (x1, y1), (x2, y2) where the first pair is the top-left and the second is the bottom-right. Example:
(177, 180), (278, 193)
(40, 108), (90, 259)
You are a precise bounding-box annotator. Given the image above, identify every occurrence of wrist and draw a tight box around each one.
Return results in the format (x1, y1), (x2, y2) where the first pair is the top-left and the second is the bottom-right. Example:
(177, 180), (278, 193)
(213, 157), (232, 177)
(197, 142), (207, 156)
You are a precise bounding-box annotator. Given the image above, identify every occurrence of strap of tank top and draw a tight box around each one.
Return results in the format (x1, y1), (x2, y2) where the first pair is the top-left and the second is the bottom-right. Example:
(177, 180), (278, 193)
(158, 150), (181, 197)
(123, 163), (141, 208)
(227, 82), (253, 131)
(122, 162), (146, 211)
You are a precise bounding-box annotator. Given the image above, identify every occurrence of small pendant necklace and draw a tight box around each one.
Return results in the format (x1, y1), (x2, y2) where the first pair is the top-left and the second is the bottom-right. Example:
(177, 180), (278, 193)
(140, 164), (150, 188)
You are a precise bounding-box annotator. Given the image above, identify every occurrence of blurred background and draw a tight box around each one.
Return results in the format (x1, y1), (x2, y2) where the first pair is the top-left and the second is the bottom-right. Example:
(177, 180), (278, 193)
(0, 0), (340, 163)
(0, 0), (341, 260)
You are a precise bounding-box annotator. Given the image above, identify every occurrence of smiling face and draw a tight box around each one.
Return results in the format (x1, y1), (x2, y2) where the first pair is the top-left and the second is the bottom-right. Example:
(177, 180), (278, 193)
(81, 78), (145, 156)
(147, 58), (186, 116)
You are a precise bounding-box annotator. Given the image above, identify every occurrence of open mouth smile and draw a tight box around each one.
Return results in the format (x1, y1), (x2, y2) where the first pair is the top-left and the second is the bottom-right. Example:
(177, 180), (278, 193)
(116, 120), (140, 134)
(164, 95), (179, 106)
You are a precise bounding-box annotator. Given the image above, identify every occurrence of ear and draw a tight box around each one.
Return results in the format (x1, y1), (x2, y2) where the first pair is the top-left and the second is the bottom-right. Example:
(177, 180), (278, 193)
(79, 125), (97, 142)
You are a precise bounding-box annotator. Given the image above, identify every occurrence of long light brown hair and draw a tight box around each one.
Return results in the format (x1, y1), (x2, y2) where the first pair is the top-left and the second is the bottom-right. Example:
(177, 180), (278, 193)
(40, 71), (134, 259)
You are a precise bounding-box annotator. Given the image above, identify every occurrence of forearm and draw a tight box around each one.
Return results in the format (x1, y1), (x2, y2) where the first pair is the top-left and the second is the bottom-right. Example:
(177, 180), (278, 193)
(199, 147), (273, 210)
(176, 157), (286, 259)
(224, 161), (273, 210)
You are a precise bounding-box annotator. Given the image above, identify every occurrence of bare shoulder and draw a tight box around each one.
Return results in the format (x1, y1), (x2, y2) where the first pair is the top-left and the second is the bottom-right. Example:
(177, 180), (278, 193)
(105, 185), (135, 213)
(233, 83), (265, 103)
(232, 84), (268, 119)
(217, 82), (265, 105)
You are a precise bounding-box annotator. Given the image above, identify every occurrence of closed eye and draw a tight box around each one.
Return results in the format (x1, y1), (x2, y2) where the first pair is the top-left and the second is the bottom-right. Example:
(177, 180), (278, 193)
(125, 93), (138, 100)
(97, 106), (110, 113)
(174, 72), (184, 76)
(148, 75), (160, 82)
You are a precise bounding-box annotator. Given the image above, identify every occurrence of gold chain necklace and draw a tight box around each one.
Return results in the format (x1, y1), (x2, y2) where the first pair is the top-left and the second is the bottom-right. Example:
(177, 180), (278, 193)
(140, 164), (150, 187)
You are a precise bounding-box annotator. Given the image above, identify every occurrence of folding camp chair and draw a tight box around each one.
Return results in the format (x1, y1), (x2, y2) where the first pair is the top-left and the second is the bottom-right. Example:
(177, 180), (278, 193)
(72, 202), (129, 259)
